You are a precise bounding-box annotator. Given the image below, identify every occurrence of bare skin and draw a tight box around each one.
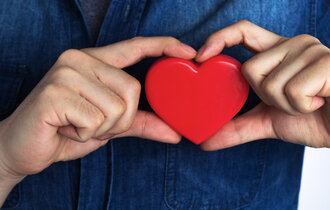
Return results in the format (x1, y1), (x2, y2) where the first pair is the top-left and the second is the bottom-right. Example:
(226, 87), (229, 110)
(0, 37), (197, 206)
(197, 20), (330, 150)
(0, 20), (329, 207)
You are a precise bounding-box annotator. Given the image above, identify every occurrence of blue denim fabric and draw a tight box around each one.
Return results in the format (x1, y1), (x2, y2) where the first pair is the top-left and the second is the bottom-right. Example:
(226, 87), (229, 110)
(0, 0), (329, 209)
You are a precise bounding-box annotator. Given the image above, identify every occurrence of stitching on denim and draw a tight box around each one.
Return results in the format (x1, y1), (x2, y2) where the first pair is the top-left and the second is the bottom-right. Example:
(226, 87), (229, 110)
(309, 0), (317, 36)
(100, 1), (117, 45)
(244, 139), (269, 206)
(105, 141), (115, 210)
(165, 141), (268, 210)
(173, 143), (179, 208)
(164, 144), (177, 210)
(77, 159), (87, 209)
(165, 143), (179, 209)
(130, 0), (147, 37)
(69, 0), (73, 49)
(72, 0), (92, 45)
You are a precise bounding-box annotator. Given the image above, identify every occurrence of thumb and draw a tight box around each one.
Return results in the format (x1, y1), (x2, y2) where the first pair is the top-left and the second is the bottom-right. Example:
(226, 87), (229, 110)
(56, 110), (180, 161)
(200, 103), (276, 151)
(114, 110), (182, 144)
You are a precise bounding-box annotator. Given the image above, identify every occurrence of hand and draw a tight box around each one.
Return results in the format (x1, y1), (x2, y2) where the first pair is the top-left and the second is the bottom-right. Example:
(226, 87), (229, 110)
(0, 37), (196, 187)
(194, 20), (330, 150)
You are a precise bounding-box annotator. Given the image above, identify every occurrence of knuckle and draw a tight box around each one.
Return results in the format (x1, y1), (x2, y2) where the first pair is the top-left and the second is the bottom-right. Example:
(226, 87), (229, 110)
(38, 84), (72, 112)
(125, 77), (141, 98)
(235, 20), (254, 31)
(261, 79), (278, 97)
(160, 36), (180, 48)
(82, 102), (104, 129)
(299, 44), (325, 66)
(318, 53), (330, 66)
(284, 81), (298, 99)
(117, 122), (132, 133)
(304, 43), (324, 54)
(39, 83), (63, 100)
(237, 19), (252, 26)
(299, 44), (329, 67)
(284, 82), (309, 113)
(242, 60), (258, 79)
(57, 49), (84, 64)
(111, 97), (126, 116)
(164, 36), (179, 44)
(293, 34), (320, 45)
(52, 66), (78, 80)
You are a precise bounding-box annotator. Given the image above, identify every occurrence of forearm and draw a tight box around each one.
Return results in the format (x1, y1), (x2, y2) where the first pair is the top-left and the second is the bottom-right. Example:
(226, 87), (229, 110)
(0, 143), (24, 207)
(0, 174), (23, 207)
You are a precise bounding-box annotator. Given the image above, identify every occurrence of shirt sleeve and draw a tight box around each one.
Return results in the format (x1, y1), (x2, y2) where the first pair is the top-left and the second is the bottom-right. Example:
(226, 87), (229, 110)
(316, 0), (330, 47)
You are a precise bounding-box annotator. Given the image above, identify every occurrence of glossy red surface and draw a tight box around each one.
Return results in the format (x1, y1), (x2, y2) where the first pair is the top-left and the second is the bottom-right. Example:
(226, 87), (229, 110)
(145, 55), (249, 144)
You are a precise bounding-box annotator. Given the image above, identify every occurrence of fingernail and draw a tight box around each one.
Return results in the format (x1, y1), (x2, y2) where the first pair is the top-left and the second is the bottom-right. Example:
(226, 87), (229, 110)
(196, 45), (207, 60)
(180, 43), (196, 54)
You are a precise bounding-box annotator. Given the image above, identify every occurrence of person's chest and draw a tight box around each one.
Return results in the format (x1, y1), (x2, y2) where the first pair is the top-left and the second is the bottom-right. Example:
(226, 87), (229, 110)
(0, 1), (320, 209)
(0, 0), (317, 117)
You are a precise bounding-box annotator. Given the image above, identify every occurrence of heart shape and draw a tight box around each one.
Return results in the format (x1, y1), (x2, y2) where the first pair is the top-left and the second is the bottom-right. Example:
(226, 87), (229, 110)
(145, 55), (249, 144)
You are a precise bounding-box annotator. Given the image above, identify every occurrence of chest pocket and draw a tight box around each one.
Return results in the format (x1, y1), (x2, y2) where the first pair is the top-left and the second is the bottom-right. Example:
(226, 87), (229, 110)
(165, 139), (267, 210)
(0, 63), (27, 209)
(0, 63), (28, 120)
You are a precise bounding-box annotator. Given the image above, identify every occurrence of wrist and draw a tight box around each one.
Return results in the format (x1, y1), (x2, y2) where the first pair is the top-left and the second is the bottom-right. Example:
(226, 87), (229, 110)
(0, 156), (25, 207)
(0, 120), (25, 183)
(0, 152), (25, 191)
(0, 169), (24, 188)
(0, 159), (25, 188)
(0, 164), (24, 207)
(0, 122), (24, 202)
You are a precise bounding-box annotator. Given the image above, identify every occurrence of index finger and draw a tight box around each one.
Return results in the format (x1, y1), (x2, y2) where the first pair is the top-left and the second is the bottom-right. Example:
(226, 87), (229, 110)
(83, 36), (197, 68)
(195, 20), (284, 62)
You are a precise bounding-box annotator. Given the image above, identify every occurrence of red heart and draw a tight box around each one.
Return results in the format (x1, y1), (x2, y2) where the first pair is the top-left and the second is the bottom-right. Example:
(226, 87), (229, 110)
(145, 55), (249, 144)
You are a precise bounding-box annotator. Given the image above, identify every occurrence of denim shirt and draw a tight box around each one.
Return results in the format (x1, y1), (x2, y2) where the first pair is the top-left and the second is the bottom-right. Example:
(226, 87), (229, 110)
(0, 0), (329, 210)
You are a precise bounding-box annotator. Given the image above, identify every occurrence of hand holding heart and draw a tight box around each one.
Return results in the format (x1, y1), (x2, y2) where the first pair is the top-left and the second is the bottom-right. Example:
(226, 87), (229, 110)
(0, 20), (329, 206)
(0, 37), (197, 205)
(196, 20), (330, 150)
